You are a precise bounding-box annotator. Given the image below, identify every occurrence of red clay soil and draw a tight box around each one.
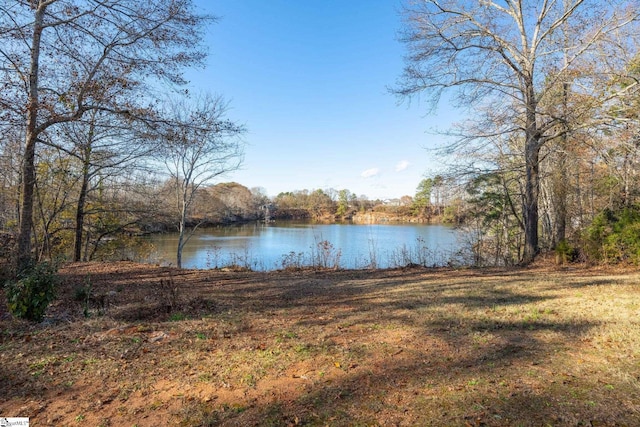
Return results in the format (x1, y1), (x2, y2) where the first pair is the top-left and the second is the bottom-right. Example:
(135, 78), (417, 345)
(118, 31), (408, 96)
(1, 261), (639, 426)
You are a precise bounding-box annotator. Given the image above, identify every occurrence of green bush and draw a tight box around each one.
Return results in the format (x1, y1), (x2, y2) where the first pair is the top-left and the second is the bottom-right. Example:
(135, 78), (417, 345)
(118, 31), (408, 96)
(583, 206), (640, 264)
(5, 261), (59, 322)
(554, 239), (577, 264)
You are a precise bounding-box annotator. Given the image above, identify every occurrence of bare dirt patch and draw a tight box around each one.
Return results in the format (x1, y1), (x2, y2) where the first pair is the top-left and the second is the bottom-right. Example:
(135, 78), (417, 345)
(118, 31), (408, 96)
(1, 262), (639, 426)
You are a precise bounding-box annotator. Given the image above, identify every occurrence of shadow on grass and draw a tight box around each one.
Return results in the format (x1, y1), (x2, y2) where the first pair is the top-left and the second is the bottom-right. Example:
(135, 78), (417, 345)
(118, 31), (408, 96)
(180, 316), (625, 426)
(181, 310), (636, 426)
(41, 264), (640, 426)
(178, 268), (636, 425)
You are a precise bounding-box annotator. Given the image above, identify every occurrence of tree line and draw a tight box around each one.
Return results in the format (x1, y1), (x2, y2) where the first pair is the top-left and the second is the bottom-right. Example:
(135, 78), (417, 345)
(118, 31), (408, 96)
(2, 0), (640, 276)
(396, 0), (640, 266)
(0, 167), (456, 267)
(0, 1), (245, 272)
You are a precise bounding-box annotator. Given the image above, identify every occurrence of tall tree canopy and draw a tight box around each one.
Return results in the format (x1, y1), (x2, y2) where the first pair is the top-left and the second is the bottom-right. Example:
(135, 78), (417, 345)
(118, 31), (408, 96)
(0, 0), (211, 269)
(397, 0), (640, 263)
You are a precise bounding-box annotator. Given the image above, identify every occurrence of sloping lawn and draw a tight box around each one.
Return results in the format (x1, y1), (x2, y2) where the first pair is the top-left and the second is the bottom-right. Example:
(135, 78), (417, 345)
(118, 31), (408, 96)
(1, 262), (639, 426)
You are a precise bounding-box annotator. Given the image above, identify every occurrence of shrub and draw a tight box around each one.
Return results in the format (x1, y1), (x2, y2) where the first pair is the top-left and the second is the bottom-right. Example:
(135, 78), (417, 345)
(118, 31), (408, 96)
(311, 240), (341, 269)
(554, 239), (577, 265)
(583, 205), (640, 264)
(279, 251), (307, 271)
(5, 261), (59, 322)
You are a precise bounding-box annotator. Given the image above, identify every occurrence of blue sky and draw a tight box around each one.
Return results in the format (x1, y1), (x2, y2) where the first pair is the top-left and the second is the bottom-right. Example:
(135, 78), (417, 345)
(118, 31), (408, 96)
(187, 0), (458, 200)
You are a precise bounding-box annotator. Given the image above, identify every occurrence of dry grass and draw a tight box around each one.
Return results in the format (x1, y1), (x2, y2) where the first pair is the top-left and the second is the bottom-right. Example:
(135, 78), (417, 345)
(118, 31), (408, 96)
(0, 261), (639, 426)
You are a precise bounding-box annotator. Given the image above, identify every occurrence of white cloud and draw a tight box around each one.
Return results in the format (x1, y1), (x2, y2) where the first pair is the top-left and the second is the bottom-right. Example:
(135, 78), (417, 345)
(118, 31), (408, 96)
(395, 160), (410, 172)
(361, 168), (380, 178)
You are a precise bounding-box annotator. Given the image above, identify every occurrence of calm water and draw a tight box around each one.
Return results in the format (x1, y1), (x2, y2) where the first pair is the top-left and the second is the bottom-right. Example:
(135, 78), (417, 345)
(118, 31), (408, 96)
(146, 221), (462, 270)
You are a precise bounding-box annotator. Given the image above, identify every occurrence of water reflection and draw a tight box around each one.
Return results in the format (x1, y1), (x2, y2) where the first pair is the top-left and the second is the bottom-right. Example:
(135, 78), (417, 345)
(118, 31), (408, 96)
(146, 221), (461, 270)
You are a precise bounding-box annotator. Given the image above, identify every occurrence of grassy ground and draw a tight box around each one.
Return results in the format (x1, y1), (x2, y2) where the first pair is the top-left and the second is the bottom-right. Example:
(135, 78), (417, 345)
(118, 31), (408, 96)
(1, 261), (639, 426)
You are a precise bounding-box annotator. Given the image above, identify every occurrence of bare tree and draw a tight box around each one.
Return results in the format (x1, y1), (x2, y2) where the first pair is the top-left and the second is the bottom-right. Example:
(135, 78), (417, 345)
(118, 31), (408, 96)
(49, 111), (158, 261)
(208, 182), (260, 222)
(160, 94), (244, 269)
(0, 0), (211, 270)
(0, 130), (22, 233)
(397, 0), (639, 263)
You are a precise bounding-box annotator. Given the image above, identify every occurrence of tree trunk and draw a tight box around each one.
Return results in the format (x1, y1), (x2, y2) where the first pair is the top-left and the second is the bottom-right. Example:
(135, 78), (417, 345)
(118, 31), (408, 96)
(17, 4), (47, 271)
(522, 84), (541, 265)
(523, 149), (540, 264)
(176, 189), (188, 269)
(74, 164), (90, 262)
(176, 222), (184, 269)
(176, 218), (186, 269)
(552, 160), (567, 246)
(553, 80), (570, 246)
(74, 123), (95, 262)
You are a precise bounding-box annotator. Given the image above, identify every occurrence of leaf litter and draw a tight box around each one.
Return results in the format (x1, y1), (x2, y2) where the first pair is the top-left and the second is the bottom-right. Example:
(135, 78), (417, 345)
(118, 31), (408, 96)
(0, 261), (639, 426)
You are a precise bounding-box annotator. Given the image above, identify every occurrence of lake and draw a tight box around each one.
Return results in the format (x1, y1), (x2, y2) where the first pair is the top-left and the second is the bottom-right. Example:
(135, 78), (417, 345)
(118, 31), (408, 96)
(146, 221), (463, 270)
